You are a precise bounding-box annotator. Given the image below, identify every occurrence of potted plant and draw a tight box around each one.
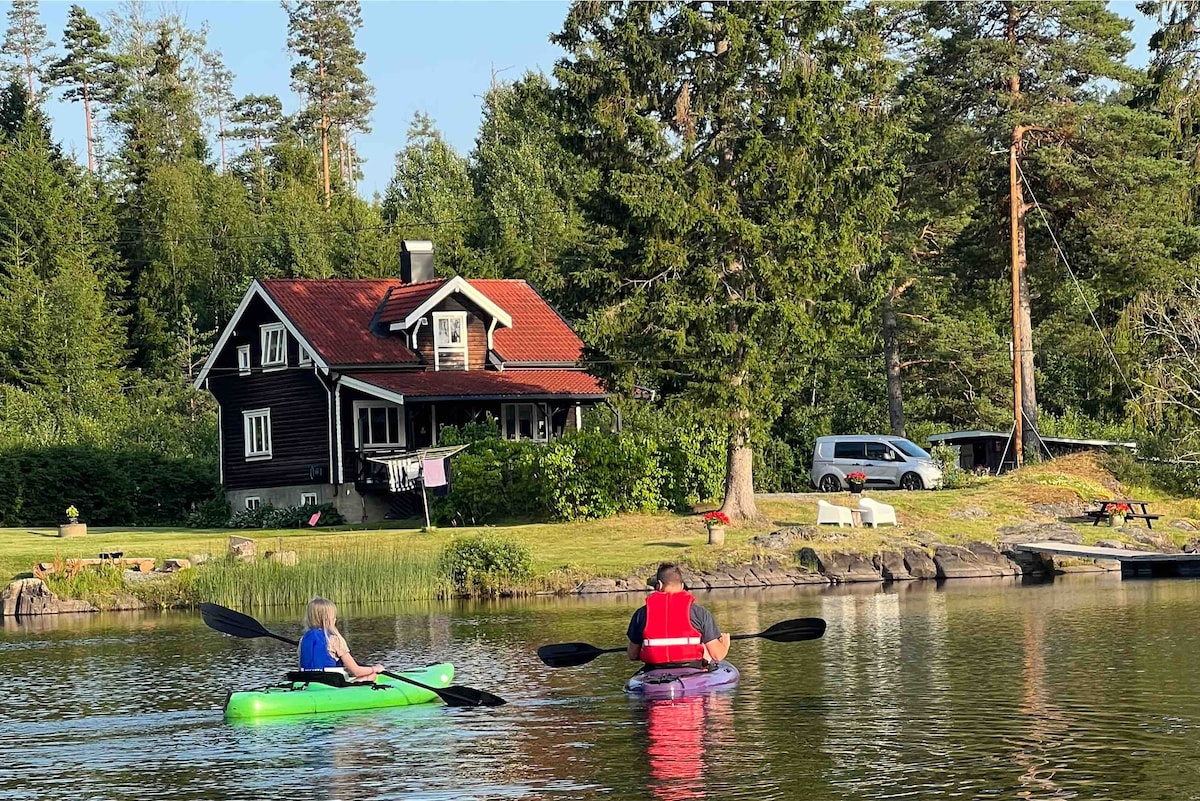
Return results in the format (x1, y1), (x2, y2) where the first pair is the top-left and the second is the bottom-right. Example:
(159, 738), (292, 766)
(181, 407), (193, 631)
(702, 511), (730, 546)
(845, 472), (867, 495)
(1109, 503), (1130, 527)
(58, 505), (86, 538)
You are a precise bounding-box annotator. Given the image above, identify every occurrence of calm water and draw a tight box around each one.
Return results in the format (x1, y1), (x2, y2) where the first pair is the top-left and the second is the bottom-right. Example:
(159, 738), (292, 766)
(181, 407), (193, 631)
(4, 574), (1200, 800)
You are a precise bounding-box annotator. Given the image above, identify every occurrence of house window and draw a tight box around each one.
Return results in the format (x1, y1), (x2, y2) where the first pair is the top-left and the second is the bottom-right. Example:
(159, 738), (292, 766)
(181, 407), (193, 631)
(354, 402), (405, 449)
(432, 311), (467, 370)
(261, 323), (287, 369)
(502, 403), (547, 442)
(299, 346), (312, 366)
(245, 497), (261, 511)
(243, 408), (272, 459)
(299, 492), (318, 506)
(237, 345), (251, 375)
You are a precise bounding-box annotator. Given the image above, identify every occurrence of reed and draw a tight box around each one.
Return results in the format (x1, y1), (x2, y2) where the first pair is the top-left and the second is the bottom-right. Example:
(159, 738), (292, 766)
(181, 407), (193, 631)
(185, 542), (448, 609)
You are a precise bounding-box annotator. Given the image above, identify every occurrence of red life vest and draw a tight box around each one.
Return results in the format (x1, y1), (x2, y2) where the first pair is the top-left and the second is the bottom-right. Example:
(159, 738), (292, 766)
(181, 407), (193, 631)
(640, 590), (704, 665)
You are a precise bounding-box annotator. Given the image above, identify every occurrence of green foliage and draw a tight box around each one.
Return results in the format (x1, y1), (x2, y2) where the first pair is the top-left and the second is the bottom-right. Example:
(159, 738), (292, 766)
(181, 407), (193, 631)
(225, 502), (344, 529)
(437, 534), (533, 597)
(42, 562), (126, 606)
(184, 494), (230, 528)
(929, 443), (971, 490)
(0, 445), (217, 526)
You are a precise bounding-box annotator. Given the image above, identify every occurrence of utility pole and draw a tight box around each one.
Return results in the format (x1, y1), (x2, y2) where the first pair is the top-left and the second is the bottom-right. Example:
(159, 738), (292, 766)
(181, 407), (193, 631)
(1010, 125), (1026, 469)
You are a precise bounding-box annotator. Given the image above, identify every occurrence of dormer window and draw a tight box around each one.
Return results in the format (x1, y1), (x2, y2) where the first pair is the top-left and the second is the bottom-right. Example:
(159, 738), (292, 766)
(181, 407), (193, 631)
(433, 311), (467, 370)
(261, 323), (287, 369)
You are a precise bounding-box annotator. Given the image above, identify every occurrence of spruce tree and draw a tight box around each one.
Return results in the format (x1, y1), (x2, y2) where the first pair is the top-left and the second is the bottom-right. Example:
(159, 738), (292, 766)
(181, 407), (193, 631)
(554, 2), (909, 518)
(227, 93), (284, 206)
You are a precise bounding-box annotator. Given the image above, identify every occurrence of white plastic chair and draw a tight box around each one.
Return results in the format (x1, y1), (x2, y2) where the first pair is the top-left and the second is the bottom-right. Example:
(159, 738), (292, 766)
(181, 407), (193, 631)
(857, 497), (897, 527)
(817, 499), (855, 527)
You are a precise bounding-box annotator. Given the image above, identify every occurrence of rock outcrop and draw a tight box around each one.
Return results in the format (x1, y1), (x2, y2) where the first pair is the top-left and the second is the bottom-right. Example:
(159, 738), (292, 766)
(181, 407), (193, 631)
(797, 548), (882, 583)
(1, 578), (97, 616)
(933, 543), (1022, 579)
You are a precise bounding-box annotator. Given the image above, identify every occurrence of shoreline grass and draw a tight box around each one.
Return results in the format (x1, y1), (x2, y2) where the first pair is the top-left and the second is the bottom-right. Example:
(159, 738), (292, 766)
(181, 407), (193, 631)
(2, 454), (1197, 607)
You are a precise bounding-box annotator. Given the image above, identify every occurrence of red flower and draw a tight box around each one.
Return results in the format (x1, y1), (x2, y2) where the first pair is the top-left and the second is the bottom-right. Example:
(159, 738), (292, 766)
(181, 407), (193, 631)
(702, 511), (730, 526)
(1110, 503), (1131, 515)
(846, 472), (867, 482)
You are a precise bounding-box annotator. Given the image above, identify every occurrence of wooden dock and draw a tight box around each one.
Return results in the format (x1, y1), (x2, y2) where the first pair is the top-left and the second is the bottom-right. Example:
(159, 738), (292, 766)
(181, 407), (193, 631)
(1013, 541), (1200, 578)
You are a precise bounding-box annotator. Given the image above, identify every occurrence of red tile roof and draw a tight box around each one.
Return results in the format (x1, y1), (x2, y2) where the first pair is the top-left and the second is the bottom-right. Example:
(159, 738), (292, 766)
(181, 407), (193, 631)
(343, 369), (606, 400)
(260, 277), (587, 368)
(261, 279), (421, 365)
(469, 280), (583, 364)
(377, 279), (447, 323)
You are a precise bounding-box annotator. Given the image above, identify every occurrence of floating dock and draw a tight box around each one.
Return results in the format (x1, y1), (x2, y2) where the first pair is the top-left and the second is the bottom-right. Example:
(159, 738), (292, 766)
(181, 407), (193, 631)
(1013, 541), (1200, 578)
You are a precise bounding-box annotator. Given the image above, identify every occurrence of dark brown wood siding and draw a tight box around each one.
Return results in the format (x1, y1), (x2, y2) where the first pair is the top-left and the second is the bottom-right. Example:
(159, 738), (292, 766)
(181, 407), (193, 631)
(208, 294), (331, 490)
(412, 296), (489, 371)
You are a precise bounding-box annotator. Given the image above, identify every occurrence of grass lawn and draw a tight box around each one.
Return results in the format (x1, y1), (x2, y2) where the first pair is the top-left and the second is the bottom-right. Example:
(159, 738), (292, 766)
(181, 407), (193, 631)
(2, 454), (1197, 591)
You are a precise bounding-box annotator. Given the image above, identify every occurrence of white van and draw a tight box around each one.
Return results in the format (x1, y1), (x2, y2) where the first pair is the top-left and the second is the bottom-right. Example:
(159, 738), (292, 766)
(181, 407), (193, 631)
(811, 435), (943, 492)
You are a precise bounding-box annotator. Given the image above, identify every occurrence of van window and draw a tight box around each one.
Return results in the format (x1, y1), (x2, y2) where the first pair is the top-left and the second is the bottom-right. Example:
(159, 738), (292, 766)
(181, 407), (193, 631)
(890, 439), (932, 460)
(865, 443), (900, 461)
(833, 442), (865, 459)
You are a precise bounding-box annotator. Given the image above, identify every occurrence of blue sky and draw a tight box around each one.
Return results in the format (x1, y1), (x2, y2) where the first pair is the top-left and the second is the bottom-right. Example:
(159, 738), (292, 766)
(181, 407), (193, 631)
(29, 1), (1155, 198)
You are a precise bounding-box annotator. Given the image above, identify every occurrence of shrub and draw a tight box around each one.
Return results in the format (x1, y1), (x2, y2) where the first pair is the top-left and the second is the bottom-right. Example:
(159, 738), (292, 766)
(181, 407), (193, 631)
(227, 502), (344, 529)
(930, 443), (972, 490)
(185, 494), (232, 528)
(438, 534), (533, 596)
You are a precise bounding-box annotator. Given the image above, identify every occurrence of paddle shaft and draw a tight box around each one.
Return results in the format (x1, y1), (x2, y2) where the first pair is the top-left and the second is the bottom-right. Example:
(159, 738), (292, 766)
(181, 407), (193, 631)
(199, 603), (505, 706)
(590, 626), (809, 655)
(254, 630), (436, 692)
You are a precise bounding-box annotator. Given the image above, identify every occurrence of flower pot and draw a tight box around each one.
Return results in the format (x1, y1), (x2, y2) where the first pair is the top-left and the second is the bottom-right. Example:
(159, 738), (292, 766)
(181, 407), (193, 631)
(57, 523), (86, 538)
(847, 481), (865, 495)
(706, 525), (726, 546)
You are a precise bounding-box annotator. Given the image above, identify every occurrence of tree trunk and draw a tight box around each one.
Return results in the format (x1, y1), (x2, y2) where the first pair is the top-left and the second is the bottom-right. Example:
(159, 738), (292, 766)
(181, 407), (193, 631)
(218, 104), (227, 173)
(319, 57), (331, 208)
(883, 285), (906, 438)
(83, 80), (94, 174)
(255, 138), (265, 210)
(24, 49), (33, 100)
(719, 421), (758, 521)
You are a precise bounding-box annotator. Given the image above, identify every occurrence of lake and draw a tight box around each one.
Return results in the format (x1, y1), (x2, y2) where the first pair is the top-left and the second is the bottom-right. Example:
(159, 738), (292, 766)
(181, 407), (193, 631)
(4, 574), (1200, 800)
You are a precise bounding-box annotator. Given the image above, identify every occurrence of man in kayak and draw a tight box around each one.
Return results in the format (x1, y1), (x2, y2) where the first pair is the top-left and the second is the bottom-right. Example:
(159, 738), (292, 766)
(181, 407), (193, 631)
(626, 563), (730, 668)
(299, 597), (385, 682)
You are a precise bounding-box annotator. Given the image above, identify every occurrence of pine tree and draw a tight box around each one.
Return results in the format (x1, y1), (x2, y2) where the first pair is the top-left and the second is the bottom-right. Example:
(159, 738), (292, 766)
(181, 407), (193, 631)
(1, 0), (52, 101)
(47, 5), (119, 174)
(226, 93), (284, 206)
(554, 2), (909, 519)
(283, 0), (374, 206)
(199, 49), (235, 173)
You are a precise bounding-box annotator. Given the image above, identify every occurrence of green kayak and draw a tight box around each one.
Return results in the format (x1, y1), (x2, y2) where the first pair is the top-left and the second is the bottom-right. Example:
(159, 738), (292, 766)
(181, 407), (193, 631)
(224, 663), (455, 720)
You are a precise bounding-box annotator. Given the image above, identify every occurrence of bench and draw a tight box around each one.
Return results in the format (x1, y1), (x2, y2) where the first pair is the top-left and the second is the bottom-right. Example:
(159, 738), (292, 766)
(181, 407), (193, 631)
(1125, 513), (1160, 529)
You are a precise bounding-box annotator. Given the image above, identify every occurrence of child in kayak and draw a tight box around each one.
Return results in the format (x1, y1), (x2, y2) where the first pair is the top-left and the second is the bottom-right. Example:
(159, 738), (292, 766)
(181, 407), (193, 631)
(626, 563), (730, 668)
(298, 597), (384, 682)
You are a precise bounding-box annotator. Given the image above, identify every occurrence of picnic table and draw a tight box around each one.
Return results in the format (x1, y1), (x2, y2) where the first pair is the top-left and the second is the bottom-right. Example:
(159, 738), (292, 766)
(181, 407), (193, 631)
(1086, 499), (1159, 529)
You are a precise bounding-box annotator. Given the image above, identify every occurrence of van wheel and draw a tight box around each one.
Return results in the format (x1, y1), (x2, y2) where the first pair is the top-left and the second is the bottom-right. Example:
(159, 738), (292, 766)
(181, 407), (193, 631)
(819, 474), (842, 493)
(900, 472), (923, 491)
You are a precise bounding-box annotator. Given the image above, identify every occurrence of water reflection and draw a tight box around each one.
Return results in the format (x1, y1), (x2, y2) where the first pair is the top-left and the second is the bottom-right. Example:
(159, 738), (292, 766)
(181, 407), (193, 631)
(640, 693), (734, 800)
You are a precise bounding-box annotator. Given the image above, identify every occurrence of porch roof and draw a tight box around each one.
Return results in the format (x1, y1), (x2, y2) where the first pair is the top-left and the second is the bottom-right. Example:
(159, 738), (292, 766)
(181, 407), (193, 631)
(342, 369), (606, 402)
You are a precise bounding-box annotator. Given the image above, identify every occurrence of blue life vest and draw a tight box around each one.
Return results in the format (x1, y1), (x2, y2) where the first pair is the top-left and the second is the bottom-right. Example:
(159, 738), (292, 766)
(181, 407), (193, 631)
(299, 628), (339, 670)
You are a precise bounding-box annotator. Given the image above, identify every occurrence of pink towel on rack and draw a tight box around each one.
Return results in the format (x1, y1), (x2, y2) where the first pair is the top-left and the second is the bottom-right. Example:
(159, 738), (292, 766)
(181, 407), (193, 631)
(308, 512), (321, 527)
(421, 458), (447, 487)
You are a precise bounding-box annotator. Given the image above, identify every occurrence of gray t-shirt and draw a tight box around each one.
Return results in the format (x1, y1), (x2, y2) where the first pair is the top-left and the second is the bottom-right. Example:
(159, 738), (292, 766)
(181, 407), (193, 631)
(627, 601), (721, 645)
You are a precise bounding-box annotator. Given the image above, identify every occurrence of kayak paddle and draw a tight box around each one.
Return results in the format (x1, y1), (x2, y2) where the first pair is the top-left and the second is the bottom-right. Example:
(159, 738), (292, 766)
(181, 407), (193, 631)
(537, 616), (827, 668)
(199, 602), (506, 707)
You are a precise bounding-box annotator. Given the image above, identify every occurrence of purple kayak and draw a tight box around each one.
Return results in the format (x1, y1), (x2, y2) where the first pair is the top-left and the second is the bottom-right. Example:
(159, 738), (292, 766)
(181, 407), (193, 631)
(624, 661), (740, 699)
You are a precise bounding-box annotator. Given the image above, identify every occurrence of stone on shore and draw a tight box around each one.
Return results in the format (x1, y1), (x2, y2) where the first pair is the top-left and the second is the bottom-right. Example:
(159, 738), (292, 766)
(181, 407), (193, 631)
(933, 543), (1021, 579)
(798, 548), (882, 583)
(948, 505), (990, 520)
(228, 536), (256, 562)
(751, 525), (821, 550)
(1096, 539), (1126, 549)
(576, 577), (620, 594)
(1170, 519), (1197, 532)
(1130, 530), (1180, 553)
(1, 578), (97, 616)
(163, 558), (191, 572)
(901, 547), (938, 579)
(874, 550), (912, 581)
(265, 551), (298, 566)
(997, 521), (1083, 545)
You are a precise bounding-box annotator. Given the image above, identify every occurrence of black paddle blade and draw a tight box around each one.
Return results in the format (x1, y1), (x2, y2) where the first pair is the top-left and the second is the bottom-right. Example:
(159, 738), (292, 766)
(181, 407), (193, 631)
(439, 684), (507, 707)
(537, 642), (622, 668)
(751, 617), (826, 643)
(200, 602), (298, 645)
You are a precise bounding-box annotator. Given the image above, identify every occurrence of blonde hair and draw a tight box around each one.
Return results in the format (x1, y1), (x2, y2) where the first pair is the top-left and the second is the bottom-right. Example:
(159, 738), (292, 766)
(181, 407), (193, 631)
(300, 597), (345, 658)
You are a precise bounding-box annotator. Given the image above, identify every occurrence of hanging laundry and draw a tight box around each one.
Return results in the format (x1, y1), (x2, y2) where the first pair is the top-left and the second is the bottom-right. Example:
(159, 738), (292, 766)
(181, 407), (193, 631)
(421, 458), (447, 488)
(308, 512), (321, 527)
(433, 458), (452, 497)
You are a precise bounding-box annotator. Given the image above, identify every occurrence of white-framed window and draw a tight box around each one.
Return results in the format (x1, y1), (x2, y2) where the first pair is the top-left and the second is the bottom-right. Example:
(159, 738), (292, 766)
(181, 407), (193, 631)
(299, 492), (318, 506)
(353, 401), (405, 449)
(237, 345), (251, 375)
(245, 497), (261, 511)
(502, 403), (547, 442)
(432, 311), (468, 370)
(299, 345), (312, 366)
(260, 323), (287, 369)
(243, 408), (272, 459)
